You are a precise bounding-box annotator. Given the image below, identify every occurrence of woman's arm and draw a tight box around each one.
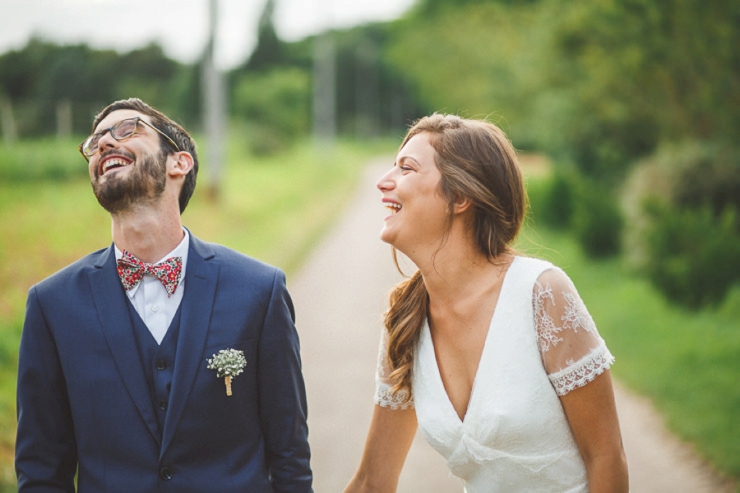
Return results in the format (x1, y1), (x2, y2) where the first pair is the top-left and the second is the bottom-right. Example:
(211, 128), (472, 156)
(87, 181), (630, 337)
(560, 369), (629, 492)
(534, 268), (628, 492)
(344, 404), (418, 493)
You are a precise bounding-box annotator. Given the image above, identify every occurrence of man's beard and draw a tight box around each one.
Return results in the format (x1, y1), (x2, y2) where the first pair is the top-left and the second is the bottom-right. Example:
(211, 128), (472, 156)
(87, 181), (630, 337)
(92, 149), (168, 214)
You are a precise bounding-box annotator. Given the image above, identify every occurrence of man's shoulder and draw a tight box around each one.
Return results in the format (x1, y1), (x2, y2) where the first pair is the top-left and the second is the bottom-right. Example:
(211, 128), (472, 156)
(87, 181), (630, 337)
(32, 247), (110, 294)
(192, 236), (283, 279)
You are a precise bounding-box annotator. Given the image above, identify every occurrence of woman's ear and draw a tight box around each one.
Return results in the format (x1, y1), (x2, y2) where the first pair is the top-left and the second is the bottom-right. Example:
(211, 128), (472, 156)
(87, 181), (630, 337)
(452, 196), (472, 215)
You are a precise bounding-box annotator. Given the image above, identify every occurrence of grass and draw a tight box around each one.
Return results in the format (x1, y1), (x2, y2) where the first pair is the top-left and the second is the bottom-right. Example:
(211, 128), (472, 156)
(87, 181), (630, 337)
(0, 133), (397, 490)
(519, 173), (740, 487)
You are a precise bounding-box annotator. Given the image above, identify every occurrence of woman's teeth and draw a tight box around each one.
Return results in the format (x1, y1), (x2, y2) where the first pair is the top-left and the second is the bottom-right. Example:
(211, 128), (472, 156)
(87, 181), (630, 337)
(385, 202), (402, 214)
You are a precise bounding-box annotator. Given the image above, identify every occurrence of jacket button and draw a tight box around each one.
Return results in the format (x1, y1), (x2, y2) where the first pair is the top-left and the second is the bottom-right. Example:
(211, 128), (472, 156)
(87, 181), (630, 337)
(159, 466), (172, 480)
(156, 360), (167, 370)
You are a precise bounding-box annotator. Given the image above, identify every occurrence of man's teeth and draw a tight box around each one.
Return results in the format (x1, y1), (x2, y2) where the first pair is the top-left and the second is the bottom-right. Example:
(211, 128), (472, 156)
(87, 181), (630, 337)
(385, 202), (402, 213)
(103, 159), (130, 172)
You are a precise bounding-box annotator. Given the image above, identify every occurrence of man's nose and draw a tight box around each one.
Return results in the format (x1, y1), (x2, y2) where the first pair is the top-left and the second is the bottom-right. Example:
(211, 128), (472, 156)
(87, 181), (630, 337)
(96, 130), (119, 154)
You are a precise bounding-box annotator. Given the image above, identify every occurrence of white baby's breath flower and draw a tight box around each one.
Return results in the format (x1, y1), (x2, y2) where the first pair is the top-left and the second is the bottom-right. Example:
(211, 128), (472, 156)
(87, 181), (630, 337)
(207, 349), (247, 396)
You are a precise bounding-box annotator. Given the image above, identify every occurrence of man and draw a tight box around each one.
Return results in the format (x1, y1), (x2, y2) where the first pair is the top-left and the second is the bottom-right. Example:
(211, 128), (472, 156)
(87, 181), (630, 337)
(15, 98), (312, 492)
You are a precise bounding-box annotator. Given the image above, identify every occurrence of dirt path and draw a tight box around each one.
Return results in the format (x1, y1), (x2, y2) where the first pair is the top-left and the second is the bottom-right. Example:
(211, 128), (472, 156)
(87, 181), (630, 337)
(290, 159), (734, 492)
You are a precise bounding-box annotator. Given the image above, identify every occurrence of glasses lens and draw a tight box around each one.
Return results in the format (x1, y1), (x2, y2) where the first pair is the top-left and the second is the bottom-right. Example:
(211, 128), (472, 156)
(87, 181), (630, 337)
(82, 135), (99, 156)
(111, 118), (138, 140)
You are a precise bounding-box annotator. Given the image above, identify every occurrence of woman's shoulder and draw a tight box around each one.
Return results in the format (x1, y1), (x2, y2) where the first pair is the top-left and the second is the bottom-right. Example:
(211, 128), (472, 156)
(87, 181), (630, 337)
(512, 255), (560, 279)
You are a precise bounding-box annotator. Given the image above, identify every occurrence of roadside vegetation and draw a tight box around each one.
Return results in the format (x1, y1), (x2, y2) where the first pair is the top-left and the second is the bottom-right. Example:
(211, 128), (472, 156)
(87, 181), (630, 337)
(523, 169), (740, 487)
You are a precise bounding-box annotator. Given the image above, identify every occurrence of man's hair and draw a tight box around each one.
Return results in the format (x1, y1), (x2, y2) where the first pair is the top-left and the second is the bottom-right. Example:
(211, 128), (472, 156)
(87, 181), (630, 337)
(93, 98), (199, 213)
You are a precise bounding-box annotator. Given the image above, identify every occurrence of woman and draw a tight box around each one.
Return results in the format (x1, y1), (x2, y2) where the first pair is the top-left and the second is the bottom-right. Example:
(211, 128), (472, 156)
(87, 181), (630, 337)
(344, 114), (628, 492)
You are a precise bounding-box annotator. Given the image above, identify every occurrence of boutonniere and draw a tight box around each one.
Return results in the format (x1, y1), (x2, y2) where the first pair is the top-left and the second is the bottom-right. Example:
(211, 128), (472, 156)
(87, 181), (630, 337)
(207, 349), (247, 396)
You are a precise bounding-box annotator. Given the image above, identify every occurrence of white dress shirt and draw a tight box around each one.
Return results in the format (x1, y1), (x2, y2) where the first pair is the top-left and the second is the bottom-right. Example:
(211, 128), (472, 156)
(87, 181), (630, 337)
(114, 229), (189, 344)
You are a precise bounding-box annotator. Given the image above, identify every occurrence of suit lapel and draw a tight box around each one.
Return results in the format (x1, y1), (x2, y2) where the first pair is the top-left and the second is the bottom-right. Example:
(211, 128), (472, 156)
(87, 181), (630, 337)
(161, 235), (219, 455)
(89, 245), (161, 445)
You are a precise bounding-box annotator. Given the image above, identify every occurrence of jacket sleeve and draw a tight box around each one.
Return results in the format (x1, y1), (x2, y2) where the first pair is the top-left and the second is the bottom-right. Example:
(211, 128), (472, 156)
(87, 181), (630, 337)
(257, 269), (313, 492)
(16, 286), (78, 492)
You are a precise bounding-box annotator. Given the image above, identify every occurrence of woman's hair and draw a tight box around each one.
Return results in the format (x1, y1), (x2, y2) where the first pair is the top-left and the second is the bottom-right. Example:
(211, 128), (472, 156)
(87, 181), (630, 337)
(385, 113), (526, 399)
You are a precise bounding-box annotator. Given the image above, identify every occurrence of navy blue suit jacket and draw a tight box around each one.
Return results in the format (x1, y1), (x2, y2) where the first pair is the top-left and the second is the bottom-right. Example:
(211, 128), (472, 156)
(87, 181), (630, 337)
(16, 234), (312, 492)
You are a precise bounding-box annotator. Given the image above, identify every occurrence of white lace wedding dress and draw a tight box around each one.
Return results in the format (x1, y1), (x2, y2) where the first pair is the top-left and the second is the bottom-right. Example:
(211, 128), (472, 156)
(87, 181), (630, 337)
(375, 256), (615, 492)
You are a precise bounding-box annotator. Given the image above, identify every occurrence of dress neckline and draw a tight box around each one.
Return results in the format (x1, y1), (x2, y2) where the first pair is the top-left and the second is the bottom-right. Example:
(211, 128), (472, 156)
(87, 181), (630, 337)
(422, 256), (521, 425)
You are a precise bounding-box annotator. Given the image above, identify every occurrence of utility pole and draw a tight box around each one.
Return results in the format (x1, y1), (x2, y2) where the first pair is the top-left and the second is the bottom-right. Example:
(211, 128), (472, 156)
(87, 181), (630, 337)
(312, 32), (336, 151)
(1, 98), (17, 145)
(202, 0), (226, 201)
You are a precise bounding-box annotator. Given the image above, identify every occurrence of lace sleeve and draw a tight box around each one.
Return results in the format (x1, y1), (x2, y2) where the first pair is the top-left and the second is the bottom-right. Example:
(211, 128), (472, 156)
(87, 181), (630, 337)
(373, 329), (414, 410)
(534, 268), (614, 396)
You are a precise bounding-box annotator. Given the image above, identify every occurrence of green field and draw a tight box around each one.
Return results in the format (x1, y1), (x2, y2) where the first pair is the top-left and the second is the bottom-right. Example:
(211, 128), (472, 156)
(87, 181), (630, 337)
(1, 138), (738, 491)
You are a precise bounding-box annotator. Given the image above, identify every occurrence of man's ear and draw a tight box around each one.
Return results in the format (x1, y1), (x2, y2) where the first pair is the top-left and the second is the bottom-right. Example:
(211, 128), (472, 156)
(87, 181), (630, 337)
(168, 152), (194, 178)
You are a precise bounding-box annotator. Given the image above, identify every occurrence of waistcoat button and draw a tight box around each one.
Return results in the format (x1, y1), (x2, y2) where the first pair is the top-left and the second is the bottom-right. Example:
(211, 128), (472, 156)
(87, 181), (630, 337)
(159, 466), (172, 480)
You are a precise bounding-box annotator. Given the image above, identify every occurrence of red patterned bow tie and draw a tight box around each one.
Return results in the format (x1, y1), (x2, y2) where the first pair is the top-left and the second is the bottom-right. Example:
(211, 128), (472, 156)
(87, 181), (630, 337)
(117, 250), (183, 297)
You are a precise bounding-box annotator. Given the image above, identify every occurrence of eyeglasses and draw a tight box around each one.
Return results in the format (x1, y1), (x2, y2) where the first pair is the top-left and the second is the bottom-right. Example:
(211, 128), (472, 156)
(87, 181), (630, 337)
(78, 117), (180, 161)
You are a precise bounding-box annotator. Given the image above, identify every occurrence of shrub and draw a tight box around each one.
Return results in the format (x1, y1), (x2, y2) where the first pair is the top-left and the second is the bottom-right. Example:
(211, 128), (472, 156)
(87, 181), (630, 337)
(622, 140), (740, 308)
(232, 68), (311, 155)
(643, 201), (740, 309)
(536, 168), (576, 229)
(0, 137), (86, 182)
(571, 180), (623, 258)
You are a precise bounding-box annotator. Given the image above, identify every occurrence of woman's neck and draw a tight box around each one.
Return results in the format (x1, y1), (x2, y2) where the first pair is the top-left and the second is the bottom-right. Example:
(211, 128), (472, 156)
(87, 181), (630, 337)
(414, 233), (512, 310)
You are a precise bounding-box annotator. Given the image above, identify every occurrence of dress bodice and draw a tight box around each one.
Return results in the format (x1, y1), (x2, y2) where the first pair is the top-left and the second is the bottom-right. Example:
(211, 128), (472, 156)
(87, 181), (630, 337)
(375, 256), (615, 492)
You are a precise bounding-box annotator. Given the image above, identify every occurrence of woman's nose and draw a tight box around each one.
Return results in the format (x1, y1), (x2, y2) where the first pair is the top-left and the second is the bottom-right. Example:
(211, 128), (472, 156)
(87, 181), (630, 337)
(376, 167), (396, 191)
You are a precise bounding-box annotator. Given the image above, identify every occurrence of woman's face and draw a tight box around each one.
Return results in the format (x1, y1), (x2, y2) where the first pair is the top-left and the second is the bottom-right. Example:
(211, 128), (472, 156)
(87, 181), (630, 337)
(376, 132), (450, 256)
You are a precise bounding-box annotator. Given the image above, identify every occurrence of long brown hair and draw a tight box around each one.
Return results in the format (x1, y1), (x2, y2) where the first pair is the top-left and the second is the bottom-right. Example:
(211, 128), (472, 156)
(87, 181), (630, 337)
(385, 114), (526, 399)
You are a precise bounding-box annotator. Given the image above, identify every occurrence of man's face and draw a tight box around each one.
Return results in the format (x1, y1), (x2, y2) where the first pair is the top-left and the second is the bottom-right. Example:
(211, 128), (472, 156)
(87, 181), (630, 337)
(88, 109), (168, 214)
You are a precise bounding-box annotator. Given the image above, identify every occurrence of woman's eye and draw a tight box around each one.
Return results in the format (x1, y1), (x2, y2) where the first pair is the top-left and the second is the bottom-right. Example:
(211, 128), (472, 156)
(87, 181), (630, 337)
(400, 165), (412, 172)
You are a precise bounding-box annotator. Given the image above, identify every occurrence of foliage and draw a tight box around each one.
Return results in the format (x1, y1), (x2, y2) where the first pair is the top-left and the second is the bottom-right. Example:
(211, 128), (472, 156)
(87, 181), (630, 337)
(241, 0), (285, 72)
(571, 179), (623, 258)
(273, 24), (426, 135)
(384, 2), (539, 141)
(642, 201), (740, 309)
(622, 140), (740, 308)
(0, 39), (199, 137)
(531, 168), (622, 258)
(0, 137), (87, 182)
(534, 168), (576, 229)
(519, 177), (740, 483)
(385, 0), (740, 181)
(232, 68), (311, 155)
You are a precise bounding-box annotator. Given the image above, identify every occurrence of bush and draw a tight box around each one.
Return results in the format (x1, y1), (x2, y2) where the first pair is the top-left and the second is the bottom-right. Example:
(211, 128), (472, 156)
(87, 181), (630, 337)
(571, 180), (623, 258)
(0, 137), (87, 182)
(622, 140), (740, 308)
(536, 168), (576, 229)
(643, 201), (740, 309)
(232, 68), (311, 155)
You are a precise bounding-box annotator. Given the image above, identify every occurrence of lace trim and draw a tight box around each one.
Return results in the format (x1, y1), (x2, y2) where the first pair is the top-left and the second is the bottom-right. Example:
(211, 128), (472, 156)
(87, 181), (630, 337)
(374, 381), (414, 410)
(534, 280), (598, 353)
(548, 343), (615, 396)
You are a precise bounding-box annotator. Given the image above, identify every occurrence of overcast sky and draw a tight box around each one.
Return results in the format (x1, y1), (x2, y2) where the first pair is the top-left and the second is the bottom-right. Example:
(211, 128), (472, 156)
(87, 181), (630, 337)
(0, 0), (416, 69)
